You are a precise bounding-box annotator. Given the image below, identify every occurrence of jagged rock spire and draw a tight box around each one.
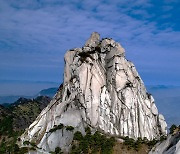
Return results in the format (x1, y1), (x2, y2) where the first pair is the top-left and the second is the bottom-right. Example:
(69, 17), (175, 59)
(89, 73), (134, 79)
(19, 33), (167, 153)
(85, 32), (100, 47)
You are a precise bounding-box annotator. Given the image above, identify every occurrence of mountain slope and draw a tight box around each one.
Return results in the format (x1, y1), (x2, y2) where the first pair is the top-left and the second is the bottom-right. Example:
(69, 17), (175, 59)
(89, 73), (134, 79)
(36, 87), (58, 98)
(11, 96), (51, 131)
(0, 96), (51, 153)
(0, 87), (58, 104)
(19, 32), (167, 153)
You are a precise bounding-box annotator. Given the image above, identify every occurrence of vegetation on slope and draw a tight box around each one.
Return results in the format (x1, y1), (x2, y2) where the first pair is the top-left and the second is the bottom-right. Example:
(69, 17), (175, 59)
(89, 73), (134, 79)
(0, 96), (51, 153)
(70, 126), (170, 154)
(71, 127), (116, 154)
(169, 124), (180, 134)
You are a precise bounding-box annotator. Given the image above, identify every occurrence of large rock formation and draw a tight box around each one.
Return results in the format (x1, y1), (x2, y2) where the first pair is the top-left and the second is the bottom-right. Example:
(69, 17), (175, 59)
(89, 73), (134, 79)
(19, 32), (167, 153)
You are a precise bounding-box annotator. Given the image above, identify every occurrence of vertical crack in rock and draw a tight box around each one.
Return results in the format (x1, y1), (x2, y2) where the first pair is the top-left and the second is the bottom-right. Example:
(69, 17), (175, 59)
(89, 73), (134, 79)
(19, 32), (167, 153)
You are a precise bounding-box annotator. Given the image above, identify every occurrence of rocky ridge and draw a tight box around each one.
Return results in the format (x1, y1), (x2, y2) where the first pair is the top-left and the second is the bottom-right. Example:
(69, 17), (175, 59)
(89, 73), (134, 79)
(19, 32), (167, 153)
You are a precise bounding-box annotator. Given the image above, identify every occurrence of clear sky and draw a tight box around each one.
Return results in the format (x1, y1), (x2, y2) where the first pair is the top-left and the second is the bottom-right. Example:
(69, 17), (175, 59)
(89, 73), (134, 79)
(0, 0), (180, 86)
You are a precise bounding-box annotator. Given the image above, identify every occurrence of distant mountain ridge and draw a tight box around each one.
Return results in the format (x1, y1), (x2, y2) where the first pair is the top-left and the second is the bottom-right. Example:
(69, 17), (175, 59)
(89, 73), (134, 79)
(0, 87), (58, 105)
(36, 87), (58, 97)
(0, 95), (31, 105)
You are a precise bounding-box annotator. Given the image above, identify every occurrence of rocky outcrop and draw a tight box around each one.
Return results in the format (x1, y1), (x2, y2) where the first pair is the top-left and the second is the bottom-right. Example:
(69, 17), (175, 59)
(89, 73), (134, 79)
(149, 131), (180, 154)
(19, 32), (167, 153)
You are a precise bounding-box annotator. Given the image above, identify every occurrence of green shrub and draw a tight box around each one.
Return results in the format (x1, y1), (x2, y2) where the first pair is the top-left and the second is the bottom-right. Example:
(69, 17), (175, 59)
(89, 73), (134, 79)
(30, 147), (36, 151)
(49, 123), (64, 133)
(19, 147), (29, 154)
(169, 124), (177, 134)
(23, 140), (30, 145)
(160, 135), (167, 142)
(122, 136), (160, 151)
(147, 139), (158, 148)
(73, 131), (83, 141)
(14, 144), (20, 152)
(143, 137), (148, 144)
(123, 136), (142, 151)
(0, 142), (6, 153)
(30, 142), (36, 147)
(66, 126), (74, 131)
(55, 147), (63, 154)
(50, 147), (63, 154)
(101, 136), (116, 154)
(0, 129), (24, 154)
(85, 127), (91, 135)
(71, 129), (115, 154)
(0, 116), (13, 135)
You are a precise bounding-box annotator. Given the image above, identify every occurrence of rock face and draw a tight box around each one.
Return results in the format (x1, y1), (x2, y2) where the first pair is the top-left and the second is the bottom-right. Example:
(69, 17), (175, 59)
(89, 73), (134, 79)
(20, 32), (167, 153)
(149, 131), (180, 154)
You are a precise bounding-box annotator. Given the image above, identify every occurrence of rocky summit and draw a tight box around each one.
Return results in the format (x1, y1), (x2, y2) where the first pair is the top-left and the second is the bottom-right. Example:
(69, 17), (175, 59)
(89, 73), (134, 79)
(19, 32), (167, 153)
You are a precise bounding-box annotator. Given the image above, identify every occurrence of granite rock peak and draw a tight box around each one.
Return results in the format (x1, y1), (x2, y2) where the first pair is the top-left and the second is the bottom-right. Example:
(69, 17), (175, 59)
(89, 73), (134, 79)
(19, 32), (167, 153)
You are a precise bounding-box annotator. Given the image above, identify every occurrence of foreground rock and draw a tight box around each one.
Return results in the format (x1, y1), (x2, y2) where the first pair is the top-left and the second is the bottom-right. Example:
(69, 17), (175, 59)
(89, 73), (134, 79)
(19, 32), (167, 153)
(149, 130), (180, 154)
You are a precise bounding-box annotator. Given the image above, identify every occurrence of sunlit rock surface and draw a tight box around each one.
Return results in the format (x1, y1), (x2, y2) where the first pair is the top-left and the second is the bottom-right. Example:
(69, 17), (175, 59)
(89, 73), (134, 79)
(149, 131), (180, 154)
(20, 32), (167, 153)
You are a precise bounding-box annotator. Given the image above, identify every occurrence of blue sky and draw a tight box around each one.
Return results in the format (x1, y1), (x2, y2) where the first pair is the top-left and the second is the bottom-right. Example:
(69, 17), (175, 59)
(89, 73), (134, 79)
(0, 0), (180, 86)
